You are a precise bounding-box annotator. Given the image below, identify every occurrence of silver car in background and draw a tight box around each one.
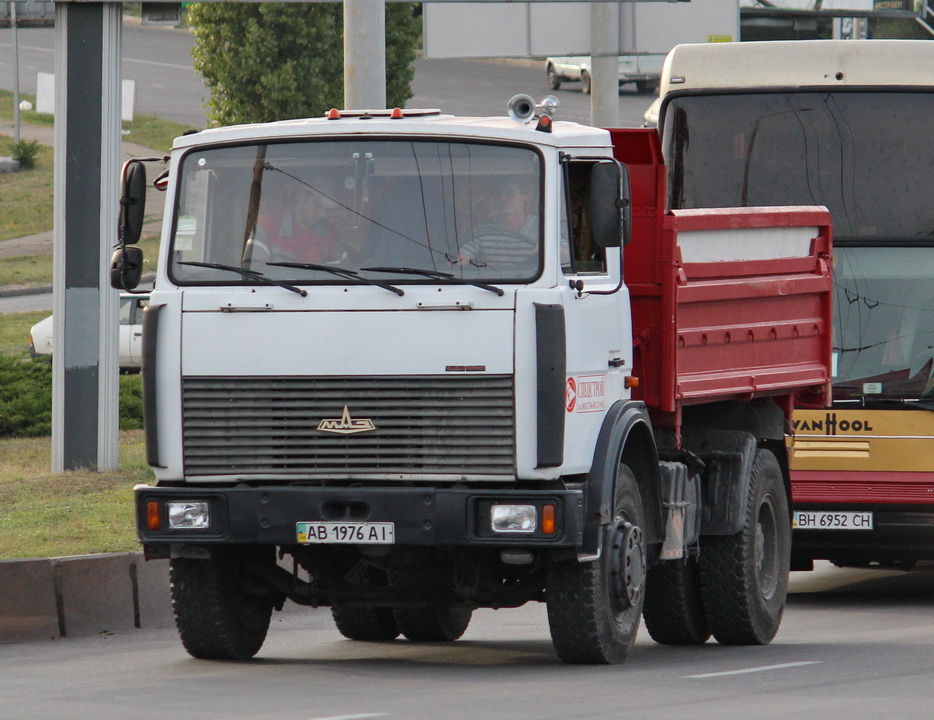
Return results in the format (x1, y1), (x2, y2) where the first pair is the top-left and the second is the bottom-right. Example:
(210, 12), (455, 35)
(546, 55), (663, 95)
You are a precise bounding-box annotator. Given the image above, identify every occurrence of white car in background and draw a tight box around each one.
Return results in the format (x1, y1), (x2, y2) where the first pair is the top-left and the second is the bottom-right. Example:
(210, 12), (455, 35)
(643, 96), (661, 128)
(29, 293), (149, 370)
(546, 54), (664, 95)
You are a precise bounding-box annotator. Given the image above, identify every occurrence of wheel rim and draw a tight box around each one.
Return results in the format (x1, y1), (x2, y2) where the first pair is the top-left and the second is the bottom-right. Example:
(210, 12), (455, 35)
(607, 517), (646, 616)
(755, 494), (781, 600)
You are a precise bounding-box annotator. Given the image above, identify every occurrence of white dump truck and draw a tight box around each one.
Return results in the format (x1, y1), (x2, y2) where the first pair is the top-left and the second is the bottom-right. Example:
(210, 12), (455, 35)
(112, 95), (832, 664)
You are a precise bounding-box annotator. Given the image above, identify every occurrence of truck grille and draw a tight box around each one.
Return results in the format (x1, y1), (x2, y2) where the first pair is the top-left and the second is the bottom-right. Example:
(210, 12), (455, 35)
(181, 376), (516, 478)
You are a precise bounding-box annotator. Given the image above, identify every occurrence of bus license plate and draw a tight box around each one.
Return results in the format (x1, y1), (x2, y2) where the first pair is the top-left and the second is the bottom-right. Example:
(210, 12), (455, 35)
(296, 521), (395, 544)
(792, 511), (873, 531)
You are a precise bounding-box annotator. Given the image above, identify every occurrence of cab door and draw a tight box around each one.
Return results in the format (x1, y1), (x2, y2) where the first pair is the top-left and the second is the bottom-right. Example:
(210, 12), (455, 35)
(557, 159), (632, 473)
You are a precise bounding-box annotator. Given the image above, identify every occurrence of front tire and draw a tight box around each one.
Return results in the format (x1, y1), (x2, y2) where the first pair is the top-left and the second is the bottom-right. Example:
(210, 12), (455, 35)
(546, 464), (646, 664)
(547, 65), (561, 91)
(580, 70), (592, 95)
(700, 448), (790, 645)
(170, 547), (276, 660)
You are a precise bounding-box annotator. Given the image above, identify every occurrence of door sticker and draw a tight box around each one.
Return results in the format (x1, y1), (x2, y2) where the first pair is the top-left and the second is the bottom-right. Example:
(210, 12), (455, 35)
(566, 375), (606, 413)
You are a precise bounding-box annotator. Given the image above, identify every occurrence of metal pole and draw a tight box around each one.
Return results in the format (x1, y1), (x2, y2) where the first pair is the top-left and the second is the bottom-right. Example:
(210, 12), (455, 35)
(344, 0), (386, 110)
(52, 1), (122, 472)
(590, 2), (620, 128)
(11, 0), (20, 143)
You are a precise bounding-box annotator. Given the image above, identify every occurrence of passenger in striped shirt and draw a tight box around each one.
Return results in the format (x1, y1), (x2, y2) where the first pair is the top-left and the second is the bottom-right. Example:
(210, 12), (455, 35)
(457, 178), (540, 276)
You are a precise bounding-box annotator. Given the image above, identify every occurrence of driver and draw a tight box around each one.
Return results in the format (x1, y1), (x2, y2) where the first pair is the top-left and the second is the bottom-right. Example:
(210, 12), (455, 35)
(457, 177), (539, 272)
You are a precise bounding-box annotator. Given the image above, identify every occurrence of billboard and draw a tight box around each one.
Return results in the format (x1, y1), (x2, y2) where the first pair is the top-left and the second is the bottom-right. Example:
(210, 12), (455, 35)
(423, 1), (741, 59)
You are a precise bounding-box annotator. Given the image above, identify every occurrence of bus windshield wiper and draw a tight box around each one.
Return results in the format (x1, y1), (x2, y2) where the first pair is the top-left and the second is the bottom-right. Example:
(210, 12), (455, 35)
(860, 398), (934, 412)
(362, 266), (504, 296)
(267, 262), (404, 296)
(178, 261), (307, 297)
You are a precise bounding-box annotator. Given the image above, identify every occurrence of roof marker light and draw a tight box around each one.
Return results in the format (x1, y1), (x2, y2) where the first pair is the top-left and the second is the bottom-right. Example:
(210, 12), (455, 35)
(390, 107), (404, 119)
(327, 108), (341, 120)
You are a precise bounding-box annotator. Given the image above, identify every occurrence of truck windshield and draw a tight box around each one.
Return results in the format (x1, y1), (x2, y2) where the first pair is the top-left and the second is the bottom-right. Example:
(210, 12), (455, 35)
(663, 91), (934, 403)
(168, 139), (543, 286)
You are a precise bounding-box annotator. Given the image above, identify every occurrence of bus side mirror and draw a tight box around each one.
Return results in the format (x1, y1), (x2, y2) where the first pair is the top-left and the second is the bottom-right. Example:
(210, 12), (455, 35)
(111, 246), (143, 290)
(590, 161), (631, 248)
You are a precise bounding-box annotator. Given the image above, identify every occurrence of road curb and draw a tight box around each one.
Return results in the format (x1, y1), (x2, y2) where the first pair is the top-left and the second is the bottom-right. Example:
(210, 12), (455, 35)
(0, 284), (53, 298)
(0, 552), (173, 644)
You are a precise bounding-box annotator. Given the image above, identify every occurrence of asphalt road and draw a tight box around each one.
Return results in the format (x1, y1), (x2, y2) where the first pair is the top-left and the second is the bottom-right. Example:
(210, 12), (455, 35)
(2, 562), (933, 720)
(0, 22), (655, 129)
(0, 290), (51, 314)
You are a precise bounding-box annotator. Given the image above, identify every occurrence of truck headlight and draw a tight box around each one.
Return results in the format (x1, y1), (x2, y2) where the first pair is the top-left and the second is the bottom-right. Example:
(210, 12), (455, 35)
(167, 501), (210, 530)
(491, 504), (537, 533)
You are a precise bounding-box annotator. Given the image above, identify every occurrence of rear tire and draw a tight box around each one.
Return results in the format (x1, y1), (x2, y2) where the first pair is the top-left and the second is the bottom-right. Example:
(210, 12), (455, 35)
(170, 548), (275, 660)
(546, 464), (646, 664)
(394, 606), (472, 642)
(700, 448), (790, 645)
(331, 562), (400, 641)
(643, 557), (710, 645)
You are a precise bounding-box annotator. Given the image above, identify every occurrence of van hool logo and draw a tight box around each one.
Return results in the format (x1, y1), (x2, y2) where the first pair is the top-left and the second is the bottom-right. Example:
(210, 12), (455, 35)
(317, 406), (376, 435)
(793, 412), (874, 435)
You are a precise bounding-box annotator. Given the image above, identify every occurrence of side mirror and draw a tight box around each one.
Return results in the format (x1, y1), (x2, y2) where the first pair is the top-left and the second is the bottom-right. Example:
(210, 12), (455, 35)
(590, 161), (631, 248)
(111, 246), (144, 290)
(119, 160), (148, 246)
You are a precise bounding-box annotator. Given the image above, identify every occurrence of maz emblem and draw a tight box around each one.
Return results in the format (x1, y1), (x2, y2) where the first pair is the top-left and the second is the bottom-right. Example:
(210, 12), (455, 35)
(317, 406), (377, 435)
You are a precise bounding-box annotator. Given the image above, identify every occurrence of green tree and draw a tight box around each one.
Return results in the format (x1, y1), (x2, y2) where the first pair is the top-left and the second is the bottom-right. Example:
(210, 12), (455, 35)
(188, 2), (421, 126)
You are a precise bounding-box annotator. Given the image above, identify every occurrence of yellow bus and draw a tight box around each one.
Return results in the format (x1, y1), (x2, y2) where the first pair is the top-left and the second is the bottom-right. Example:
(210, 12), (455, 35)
(656, 39), (934, 570)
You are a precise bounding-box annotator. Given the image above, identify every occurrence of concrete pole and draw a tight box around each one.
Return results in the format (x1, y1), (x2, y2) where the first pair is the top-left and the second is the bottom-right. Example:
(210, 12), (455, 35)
(344, 0), (386, 110)
(589, 2), (620, 129)
(52, 2), (122, 472)
(11, 0), (20, 143)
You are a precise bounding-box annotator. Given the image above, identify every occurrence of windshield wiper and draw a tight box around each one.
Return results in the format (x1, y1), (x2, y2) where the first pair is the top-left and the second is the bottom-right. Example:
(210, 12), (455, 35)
(178, 261), (307, 297)
(362, 266), (504, 296)
(267, 262), (404, 296)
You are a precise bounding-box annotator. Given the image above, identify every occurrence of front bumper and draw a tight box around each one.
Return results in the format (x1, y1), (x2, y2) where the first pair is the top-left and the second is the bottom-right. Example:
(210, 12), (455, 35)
(136, 484), (584, 549)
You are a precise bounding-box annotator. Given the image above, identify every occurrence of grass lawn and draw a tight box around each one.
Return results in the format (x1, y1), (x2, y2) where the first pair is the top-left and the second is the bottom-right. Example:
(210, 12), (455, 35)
(0, 430), (152, 559)
(0, 136), (53, 242)
(1, 90), (193, 249)
(0, 310), (48, 356)
(0, 233), (162, 288)
(1, 90), (199, 150)
(1, 306), (150, 559)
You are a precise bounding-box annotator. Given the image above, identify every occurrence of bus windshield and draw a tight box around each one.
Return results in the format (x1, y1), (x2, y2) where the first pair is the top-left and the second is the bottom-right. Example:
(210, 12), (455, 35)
(663, 91), (934, 241)
(663, 91), (934, 402)
(834, 247), (934, 402)
(168, 139), (543, 286)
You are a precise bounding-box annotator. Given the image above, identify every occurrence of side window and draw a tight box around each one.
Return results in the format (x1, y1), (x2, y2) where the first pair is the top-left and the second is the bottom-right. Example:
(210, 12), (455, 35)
(562, 162), (607, 276)
(119, 297), (133, 325)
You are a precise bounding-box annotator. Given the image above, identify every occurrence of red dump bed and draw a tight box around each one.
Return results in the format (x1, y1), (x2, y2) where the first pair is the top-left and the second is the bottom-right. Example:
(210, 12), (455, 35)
(610, 128), (833, 433)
